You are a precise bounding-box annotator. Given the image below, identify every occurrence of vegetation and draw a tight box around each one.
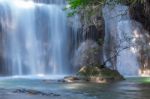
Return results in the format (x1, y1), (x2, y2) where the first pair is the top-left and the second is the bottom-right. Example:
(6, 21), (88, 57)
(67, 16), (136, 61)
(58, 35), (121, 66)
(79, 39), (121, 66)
(66, 0), (144, 16)
(77, 66), (117, 78)
(77, 66), (124, 82)
(66, 0), (148, 79)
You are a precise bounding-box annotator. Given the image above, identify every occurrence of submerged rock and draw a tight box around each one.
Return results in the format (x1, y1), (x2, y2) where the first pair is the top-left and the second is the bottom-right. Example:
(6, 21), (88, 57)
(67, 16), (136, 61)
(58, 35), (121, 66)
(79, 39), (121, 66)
(13, 89), (60, 96)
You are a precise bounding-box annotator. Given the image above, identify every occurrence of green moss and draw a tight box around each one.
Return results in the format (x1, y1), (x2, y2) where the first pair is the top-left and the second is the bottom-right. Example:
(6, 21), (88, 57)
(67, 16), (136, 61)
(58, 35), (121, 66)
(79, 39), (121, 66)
(77, 66), (124, 80)
(99, 68), (121, 78)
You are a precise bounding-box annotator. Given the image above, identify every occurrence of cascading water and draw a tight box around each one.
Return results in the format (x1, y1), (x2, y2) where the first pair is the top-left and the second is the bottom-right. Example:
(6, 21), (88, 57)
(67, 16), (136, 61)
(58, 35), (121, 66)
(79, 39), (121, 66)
(0, 0), (72, 76)
(103, 4), (140, 76)
(1, 0), (148, 78)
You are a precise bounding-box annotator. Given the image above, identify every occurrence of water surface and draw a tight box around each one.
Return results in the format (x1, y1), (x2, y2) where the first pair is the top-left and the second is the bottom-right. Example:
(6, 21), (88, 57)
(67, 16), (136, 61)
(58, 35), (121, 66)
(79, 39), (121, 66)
(0, 77), (150, 99)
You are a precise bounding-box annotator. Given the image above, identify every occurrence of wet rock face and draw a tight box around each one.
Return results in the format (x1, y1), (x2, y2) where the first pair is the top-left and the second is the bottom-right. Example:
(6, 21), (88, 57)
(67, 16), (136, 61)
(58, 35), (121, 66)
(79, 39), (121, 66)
(82, 18), (105, 42)
(129, 0), (150, 32)
(84, 25), (104, 42)
(130, 21), (149, 75)
(102, 3), (150, 75)
(79, 5), (105, 43)
(73, 40), (103, 71)
(129, 0), (150, 75)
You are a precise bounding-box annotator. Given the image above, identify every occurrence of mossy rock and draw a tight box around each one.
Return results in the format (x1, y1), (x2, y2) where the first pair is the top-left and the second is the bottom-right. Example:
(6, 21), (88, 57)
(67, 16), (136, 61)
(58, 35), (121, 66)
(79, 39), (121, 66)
(77, 66), (100, 77)
(77, 66), (124, 83)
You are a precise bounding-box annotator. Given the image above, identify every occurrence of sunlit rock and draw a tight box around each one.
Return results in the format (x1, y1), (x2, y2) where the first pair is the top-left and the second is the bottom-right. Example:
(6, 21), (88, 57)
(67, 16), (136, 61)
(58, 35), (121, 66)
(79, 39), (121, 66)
(103, 4), (150, 76)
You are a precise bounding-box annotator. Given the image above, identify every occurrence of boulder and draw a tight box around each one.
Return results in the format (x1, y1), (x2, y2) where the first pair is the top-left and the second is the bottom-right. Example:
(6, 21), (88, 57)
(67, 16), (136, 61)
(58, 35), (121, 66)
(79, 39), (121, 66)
(73, 40), (103, 71)
(63, 76), (81, 83)
(13, 89), (60, 96)
(77, 66), (124, 83)
(62, 66), (124, 83)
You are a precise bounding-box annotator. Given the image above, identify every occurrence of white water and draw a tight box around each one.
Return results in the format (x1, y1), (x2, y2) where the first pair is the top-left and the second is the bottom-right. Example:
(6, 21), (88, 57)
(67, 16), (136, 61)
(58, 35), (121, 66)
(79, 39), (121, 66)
(103, 4), (140, 76)
(0, 0), (71, 76)
(0, 1), (148, 77)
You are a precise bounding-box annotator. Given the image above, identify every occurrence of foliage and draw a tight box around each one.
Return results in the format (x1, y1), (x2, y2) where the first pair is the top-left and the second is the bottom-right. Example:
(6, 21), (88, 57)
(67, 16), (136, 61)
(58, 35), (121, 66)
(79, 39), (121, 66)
(66, 0), (105, 16)
(66, 0), (144, 16)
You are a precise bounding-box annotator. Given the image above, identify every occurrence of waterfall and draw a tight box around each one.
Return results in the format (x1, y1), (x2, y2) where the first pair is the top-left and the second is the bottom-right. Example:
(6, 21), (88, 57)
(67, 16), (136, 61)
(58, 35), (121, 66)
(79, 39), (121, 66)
(0, 0), (73, 76)
(103, 4), (140, 76)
